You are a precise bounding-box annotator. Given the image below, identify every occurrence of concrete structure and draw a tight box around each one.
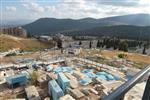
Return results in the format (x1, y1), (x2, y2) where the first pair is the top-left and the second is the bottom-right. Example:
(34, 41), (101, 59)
(57, 73), (70, 92)
(67, 48), (81, 55)
(5, 74), (27, 87)
(60, 94), (75, 100)
(64, 73), (78, 88)
(25, 86), (41, 100)
(124, 82), (146, 100)
(39, 36), (53, 42)
(102, 81), (123, 95)
(48, 80), (64, 100)
(37, 74), (47, 88)
(68, 89), (85, 99)
(73, 71), (85, 79)
(46, 73), (58, 80)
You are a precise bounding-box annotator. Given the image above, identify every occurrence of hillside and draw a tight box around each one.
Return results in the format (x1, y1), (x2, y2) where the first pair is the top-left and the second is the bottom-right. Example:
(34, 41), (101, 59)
(98, 14), (150, 26)
(22, 18), (102, 35)
(22, 14), (150, 37)
(0, 34), (54, 52)
(67, 25), (150, 40)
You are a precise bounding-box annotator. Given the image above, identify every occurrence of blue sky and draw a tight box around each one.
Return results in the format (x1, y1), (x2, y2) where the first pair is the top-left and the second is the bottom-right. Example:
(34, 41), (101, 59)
(1, 0), (150, 21)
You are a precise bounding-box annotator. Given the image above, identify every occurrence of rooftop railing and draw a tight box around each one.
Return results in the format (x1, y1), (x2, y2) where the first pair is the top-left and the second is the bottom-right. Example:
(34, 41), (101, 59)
(102, 64), (150, 100)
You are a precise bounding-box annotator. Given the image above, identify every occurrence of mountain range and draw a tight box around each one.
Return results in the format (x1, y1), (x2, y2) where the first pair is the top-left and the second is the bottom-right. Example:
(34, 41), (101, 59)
(22, 14), (150, 39)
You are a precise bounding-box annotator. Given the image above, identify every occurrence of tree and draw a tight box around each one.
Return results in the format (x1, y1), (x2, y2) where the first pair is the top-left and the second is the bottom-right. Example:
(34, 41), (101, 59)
(113, 39), (120, 50)
(27, 33), (32, 38)
(89, 41), (92, 48)
(30, 71), (39, 85)
(79, 41), (82, 45)
(118, 53), (127, 58)
(57, 40), (62, 49)
(97, 40), (100, 48)
(69, 44), (72, 48)
(143, 44), (147, 54)
(119, 41), (128, 52)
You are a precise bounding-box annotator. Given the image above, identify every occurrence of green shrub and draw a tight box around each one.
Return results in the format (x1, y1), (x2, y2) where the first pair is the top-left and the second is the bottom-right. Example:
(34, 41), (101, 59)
(118, 53), (126, 58)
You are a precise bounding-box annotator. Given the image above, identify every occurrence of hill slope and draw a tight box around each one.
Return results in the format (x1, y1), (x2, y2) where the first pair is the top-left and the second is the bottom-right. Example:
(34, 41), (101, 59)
(67, 25), (150, 40)
(22, 14), (150, 36)
(0, 34), (54, 52)
(98, 14), (150, 26)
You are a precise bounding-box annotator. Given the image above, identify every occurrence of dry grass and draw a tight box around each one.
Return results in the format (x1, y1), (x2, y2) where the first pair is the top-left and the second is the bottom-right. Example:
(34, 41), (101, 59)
(80, 49), (150, 68)
(101, 50), (150, 64)
(0, 34), (54, 52)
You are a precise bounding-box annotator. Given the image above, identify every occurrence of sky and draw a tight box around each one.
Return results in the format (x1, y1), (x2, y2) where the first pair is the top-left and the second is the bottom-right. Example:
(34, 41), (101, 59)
(1, 0), (150, 21)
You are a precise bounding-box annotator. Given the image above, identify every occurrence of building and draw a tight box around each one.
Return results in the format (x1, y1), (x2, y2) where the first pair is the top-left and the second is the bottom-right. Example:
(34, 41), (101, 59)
(5, 74), (27, 88)
(2, 27), (27, 37)
(57, 73), (70, 92)
(39, 36), (53, 42)
(48, 80), (64, 100)
(53, 33), (73, 42)
(25, 86), (41, 100)
(67, 48), (81, 55)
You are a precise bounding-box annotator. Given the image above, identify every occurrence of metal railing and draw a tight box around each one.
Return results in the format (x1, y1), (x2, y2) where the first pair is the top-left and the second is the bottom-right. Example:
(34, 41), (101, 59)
(102, 64), (150, 100)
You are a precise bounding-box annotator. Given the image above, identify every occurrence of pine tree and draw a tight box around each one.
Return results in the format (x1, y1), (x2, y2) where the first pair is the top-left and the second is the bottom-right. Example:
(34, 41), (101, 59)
(143, 44), (147, 54)
(89, 41), (92, 48)
(79, 41), (82, 45)
(97, 40), (100, 48)
(57, 40), (62, 49)
(119, 41), (128, 52)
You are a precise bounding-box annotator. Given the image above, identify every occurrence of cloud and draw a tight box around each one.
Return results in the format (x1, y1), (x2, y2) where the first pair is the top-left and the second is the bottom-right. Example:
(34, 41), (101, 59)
(20, 0), (149, 18)
(6, 6), (17, 12)
(45, 6), (55, 12)
(3, 0), (149, 20)
(95, 0), (140, 7)
(22, 1), (45, 13)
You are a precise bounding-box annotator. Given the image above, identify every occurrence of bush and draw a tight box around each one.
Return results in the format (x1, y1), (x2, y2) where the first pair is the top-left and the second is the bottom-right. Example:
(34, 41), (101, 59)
(118, 53), (126, 58)
(29, 71), (39, 85)
(5, 53), (16, 57)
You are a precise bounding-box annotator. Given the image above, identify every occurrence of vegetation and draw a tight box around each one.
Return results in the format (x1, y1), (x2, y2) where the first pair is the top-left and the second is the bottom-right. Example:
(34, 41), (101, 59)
(70, 25), (150, 40)
(118, 41), (128, 52)
(143, 44), (147, 54)
(22, 14), (150, 40)
(97, 40), (102, 48)
(89, 41), (92, 48)
(29, 71), (39, 85)
(5, 53), (16, 57)
(142, 42), (150, 54)
(0, 34), (54, 52)
(118, 53), (127, 58)
(95, 38), (149, 53)
(79, 41), (82, 45)
(57, 40), (63, 49)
